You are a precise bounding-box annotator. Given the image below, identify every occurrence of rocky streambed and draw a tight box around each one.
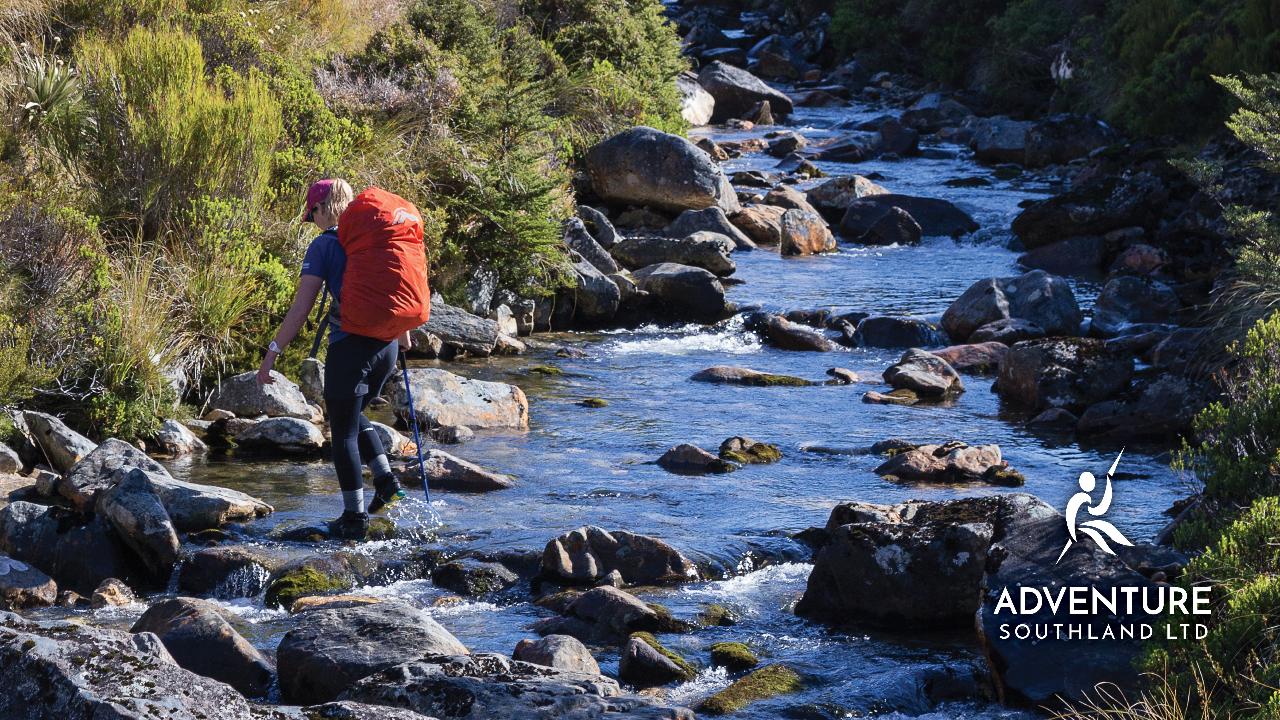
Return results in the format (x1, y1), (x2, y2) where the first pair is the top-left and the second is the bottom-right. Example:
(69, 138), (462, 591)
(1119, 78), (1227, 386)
(0, 5), (1213, 719)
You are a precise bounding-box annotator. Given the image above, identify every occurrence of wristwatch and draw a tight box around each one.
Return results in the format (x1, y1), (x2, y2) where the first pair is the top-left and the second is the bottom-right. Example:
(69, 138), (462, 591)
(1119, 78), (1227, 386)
(268, 340), (283, 354)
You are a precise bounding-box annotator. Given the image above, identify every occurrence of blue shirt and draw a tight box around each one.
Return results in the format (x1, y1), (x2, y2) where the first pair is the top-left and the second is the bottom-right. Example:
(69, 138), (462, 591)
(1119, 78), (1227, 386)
(301, 228), (347, 344)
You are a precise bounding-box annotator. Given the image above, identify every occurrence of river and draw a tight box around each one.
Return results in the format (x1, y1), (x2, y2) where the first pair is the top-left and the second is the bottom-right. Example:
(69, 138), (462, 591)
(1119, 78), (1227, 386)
(67, 82), (1187, 720)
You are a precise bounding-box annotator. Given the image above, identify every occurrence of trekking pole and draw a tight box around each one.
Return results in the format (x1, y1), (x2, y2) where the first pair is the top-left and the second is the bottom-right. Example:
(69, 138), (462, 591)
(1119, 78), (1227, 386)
(398, 349), (430, 503)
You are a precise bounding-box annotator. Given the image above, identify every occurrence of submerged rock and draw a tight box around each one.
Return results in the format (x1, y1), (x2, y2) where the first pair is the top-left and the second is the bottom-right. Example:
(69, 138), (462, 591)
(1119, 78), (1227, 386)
(756, 314), (839, 351)
(541, 526), (698, 586)
(699, 664), (802, 715)
(0, 610), (264, 719)
(431, 559), (519, 597)
(388, 368), (529, 430)
(132, 597), (274, 697)
(277, 601), (469, 705)
(854, 316), (946, 348)
(690, 366), (813, 386)
(657, 444), (736, 474)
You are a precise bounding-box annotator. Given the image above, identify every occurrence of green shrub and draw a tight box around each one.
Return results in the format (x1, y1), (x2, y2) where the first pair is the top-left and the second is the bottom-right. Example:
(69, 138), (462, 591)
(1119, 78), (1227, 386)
(75, 26), (283, 233)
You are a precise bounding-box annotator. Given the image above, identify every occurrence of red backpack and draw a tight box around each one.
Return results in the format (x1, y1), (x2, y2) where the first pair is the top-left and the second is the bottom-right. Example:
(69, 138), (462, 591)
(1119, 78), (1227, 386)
(337, 187), (431, 341)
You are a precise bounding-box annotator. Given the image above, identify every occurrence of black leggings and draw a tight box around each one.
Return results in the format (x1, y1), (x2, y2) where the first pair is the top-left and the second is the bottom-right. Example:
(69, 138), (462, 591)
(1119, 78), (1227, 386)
(324, 335), (399, 493)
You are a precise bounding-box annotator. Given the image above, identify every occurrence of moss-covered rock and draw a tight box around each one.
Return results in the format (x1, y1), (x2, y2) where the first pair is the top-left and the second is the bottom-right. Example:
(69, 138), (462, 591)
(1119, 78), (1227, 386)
(719, 436), (782, 464)
(982, 466), (1026, 486)
(580, 397), (609, 408)
(691, 366), (814, 387)
(709, 641), (758, 671)
(647, 602), (697, 633)
(528, 365), (563, 375)
(264, 565), (349, 610)
(699, 664), (802, 715)
(698, 603), (738, 627)
(629, 631), (696, 681)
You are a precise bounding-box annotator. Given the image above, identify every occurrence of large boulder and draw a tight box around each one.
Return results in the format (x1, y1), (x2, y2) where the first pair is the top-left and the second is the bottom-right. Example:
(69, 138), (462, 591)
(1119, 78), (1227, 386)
(1024, 114), (1117, 168)
(882, 349), (964, 397)
(941, 270), (1082, 342)
(211, 370), (318, 421)
(839, 195), (978, 238)
(968, 116), (1033, 165)
(677, 71), (714, 126)
(22, 411), (95, 474)
(0, 610), (266, 719)
(611, 233), (735, 276)
(697, 61), (793, 122)
(388, 368), (529, 430)
(97, 468), (180, 581)
(342, 653), (694, 720)
(414, 295), (502, 357)
(277, 601), (469, 704)
(730, 204), (786, 245)
(178, 545), (281, 599)
(806, 175), (889, 222)
(541, 526), (698, 585)
(0, 555), (56, 610)
(995, 338), (1133, 412)
(62, 439), (272, 531)
(132, 597), (274, 697)
(855, 206), (922, 246)
(235, 417), (326, 455)
(779, 209), (836, 256)
(1089, 276), (1181, 337)
(631, 263), (727, 323)
(1076, 374), (1205, 441)
(1011, 170), (1170, 250)
(0, 501), (137, 596)
(586, 126), (738, 214)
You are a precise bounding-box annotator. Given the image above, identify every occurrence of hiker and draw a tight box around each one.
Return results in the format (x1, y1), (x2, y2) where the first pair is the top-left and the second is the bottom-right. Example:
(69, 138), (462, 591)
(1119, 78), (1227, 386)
(256, 178), (431, 539)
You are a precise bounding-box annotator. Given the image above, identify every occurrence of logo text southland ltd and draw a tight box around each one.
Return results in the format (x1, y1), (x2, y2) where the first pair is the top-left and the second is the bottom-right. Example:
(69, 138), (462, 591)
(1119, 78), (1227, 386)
(991, 451), (1210, 642)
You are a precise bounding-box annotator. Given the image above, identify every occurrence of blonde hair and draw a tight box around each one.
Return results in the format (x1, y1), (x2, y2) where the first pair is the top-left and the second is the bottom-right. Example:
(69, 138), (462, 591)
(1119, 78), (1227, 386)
(319, 178), (355, 219)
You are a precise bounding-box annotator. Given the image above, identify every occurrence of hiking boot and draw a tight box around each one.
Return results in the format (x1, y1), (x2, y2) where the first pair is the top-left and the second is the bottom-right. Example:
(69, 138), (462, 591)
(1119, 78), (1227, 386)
(328, 510), (369, 540)
(367, 475), (406, 515)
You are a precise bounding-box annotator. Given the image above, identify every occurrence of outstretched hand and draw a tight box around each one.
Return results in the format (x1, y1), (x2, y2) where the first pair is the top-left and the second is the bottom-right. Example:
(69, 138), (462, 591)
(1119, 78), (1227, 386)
(256, 357), (276, 386)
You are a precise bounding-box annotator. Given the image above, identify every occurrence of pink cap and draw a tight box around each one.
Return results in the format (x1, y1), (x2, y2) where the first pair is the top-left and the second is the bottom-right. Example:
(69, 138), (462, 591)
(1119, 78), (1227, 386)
(304, 179), (337, 221)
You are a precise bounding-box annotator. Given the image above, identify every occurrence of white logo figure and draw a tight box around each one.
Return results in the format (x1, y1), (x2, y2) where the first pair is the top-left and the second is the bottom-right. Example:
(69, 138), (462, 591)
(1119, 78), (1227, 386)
(392, 207), (420, 226)
(1055, 449), (1134, 564)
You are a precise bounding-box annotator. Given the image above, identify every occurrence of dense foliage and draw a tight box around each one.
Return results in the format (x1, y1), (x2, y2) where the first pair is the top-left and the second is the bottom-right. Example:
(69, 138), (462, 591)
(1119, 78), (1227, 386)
(818, 0), (1280, 137)
(0, 0), (686, 438)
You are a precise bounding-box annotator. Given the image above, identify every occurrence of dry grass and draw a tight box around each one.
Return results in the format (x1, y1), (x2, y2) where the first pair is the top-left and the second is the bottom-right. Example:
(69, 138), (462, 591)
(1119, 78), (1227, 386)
(1049, 674), (1217, 720)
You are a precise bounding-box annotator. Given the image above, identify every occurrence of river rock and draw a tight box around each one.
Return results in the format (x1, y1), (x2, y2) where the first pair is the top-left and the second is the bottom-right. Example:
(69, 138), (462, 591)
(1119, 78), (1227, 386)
(153, 419), (207, 457)
(730, 204), (785, 245)
(132, 597), (274, 697)
(0, 610), (268, 719)
(856, 206), (922, 245)
(278, 601), (469, 704)
(179, 545), (280, 599)
(60, 438), (165, 511)
(1089, 276), (1181, 337)
(1016, 235), (1106, 277)
(586, 126), (738, 214)
(211, 370), (318, 421)
(514, 634), (601, 675)
(97, 468), (180, 581)
(343, 652), (693, 720)
(806, 175), (889, 222)
(611, 233), (735, 276)
(1024, 113), (1117, 168)
(578, 206), (620, 249)
(388, 368), (529, 430)
(812, 132), (880, 162)
(22, 411), (95, 474)
(690, 365), (813, 386)
(764, 186), (822, 217)
(969, 318), (1045, 345)
(766, 131), (806, 157)
(631, 263), (727, 323)
(665, 207), (755, 249)
(699, 664), (802, 715)
(968, 116), (1033, 164)
(91, 577), (136, 608)
(431, 559), (519, 597)
(932, 342), (1008, 374)
(0, 443), (18, 474)
(855, 316), (946, 348)
(758, 314), (838, 351)
(568, 254), (623, 325)
(657, 444), (735, 474)
(900, 92), (973, 131)
(883, 349), (964, 397)
(0, 501), (136, 596)
(235, 417), (325, 454)
(839, 195), (977, 238)
(995, 337), (1133, 412)
(264, 552), (379, 609)
(1110, 242), (1168, 275)
(698, 61), (793, 122)
(415, 449), (514, 492)
(299, 357), (325, 405)
(677, 72), (714, 126)
(0, 555), (56, 609)
(780, 209), (836, 256)
(415, 295), (502, 357)
(1011, 169), (1170, 250)
(542, 526), (697, 586)
(942, 270), (1082, 341)
(542, 586), (667, 640)
(620, 635), (691, 687)
(874, 442), (1014, 484)
(564, 217), (620, 275)
(1076, 374), (1203, 441)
